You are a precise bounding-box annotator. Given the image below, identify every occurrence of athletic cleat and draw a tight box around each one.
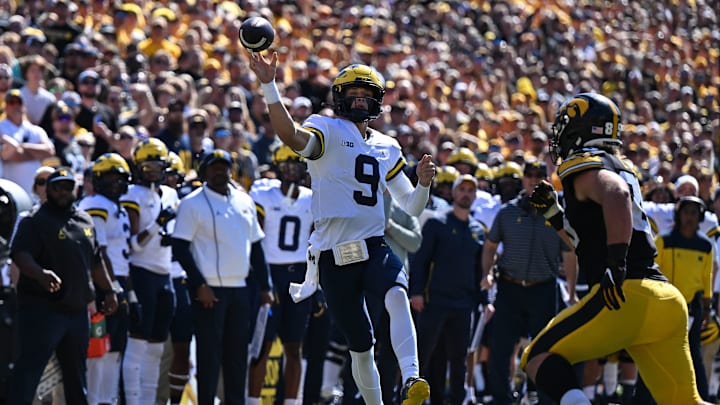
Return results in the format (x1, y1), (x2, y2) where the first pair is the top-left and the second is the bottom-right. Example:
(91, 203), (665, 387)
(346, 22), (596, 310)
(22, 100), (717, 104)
(401, 377), (430, 405)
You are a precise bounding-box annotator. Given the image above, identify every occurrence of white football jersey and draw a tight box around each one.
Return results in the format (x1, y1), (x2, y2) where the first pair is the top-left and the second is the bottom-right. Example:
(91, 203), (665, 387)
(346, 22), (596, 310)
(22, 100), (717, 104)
(645, 201), (720, 266)
(471, 190), (501, 235)
(302, 115), (405, 250)
(250, 183), (313, 264)
(121, 184), (180, 274)
(78, 194), (131, 277)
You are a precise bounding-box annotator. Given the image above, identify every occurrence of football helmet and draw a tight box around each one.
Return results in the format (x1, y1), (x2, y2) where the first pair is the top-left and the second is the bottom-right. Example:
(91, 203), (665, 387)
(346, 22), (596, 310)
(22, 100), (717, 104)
(272, 144), (306, 184)
(550, 93), (623, 162)
(475, 162), (494, 182)
(332, 64), (385, 122)
(166, 151), (185, 176)
(92, 153), (131, 200)
(434, 165), (460, 186)
(495, 161), (523, 179)
(133, 138), (169, 185)
(446, 147), (479, 168)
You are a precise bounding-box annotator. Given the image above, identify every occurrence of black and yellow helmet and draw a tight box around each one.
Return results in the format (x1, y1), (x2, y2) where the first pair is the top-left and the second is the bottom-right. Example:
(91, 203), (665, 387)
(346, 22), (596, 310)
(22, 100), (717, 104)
(550, 93), (623, 161)
(272, 143), (304, 165)
(332, 64), (385, 122)
(435, 165), (460, 186)
(475, 163), (494, 182)
(92, 153), (131, 200)
(167, 151), (185, 176)
(446, 147), (479, 167)
(93, 153), (131, 177)
(133, 138), (169, 164)
(495, 161), (523, 179)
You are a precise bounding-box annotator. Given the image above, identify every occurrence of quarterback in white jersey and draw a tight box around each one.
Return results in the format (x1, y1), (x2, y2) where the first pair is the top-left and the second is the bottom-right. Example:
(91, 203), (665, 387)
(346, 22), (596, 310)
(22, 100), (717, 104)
(78, 153), (132, 405)
(119, 139), (179, 405)
(248, 144), (313, 404)
(249, 57), (434, 405)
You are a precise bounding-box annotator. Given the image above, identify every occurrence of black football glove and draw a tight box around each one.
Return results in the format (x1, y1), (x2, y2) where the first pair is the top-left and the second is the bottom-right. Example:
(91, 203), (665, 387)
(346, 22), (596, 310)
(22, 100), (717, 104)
(530, 180), (564, 231)
(156, 206), (176, 227)
(600, 244), (628, 310)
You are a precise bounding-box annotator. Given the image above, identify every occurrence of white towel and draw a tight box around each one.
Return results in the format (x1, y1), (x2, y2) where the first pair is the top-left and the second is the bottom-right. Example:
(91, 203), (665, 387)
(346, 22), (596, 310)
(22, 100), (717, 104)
(289, 246), (320, 303)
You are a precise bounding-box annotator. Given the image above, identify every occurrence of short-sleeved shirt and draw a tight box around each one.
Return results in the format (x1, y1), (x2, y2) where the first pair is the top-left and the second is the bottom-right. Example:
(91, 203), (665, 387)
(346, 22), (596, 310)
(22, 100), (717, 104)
(11, 204), (98, 312)
(488, 195), (569, 281)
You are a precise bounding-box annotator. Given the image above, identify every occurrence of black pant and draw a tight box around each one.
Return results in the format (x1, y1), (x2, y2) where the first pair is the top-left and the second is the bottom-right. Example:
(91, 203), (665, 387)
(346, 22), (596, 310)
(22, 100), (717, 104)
(8, 304), (89, 405)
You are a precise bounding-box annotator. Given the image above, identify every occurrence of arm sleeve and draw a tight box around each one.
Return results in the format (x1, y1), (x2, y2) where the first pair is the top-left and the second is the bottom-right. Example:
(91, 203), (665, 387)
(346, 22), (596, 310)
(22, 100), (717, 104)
(171, 238), (206, 292)
(385, 207), (422, 254)
(249, 241), (272, 292)
(386, 174), (430, 217)
(704, 246), (714, 299)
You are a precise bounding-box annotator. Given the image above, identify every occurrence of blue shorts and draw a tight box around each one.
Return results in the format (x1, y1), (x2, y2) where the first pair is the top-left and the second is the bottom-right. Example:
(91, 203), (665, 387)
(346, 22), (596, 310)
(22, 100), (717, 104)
(129, 264), (176, 341)
(170, 277), (194, 343)
(264, 263), (311, 344)
(318, 236), (406, 352)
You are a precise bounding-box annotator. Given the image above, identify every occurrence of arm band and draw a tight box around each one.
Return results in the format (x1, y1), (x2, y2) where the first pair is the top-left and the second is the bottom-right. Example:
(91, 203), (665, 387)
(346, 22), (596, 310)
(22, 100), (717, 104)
(298, 133), (319, 158)
(261, 81), (281, 105)
(387, 174), (430, 217)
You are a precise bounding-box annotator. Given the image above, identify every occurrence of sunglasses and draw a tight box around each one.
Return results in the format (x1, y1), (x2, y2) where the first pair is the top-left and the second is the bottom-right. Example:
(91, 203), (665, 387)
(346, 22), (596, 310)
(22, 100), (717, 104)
(524, 172), (546, 179)
(81, 79), (98, 85)
(6, 98), (21, 105)
(78, 142), (94, 148)
(34, 178), (48, 186)
(58, 114), (73, 122)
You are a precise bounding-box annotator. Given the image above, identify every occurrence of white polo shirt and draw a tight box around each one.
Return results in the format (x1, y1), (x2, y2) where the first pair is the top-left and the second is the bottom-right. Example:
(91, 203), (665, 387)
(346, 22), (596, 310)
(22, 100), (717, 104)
(173, 185), (264, 287)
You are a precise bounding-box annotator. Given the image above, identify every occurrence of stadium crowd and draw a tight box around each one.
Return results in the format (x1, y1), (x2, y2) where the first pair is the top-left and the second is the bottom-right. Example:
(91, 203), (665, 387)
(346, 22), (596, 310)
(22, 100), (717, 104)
(0, 0), (718, 404)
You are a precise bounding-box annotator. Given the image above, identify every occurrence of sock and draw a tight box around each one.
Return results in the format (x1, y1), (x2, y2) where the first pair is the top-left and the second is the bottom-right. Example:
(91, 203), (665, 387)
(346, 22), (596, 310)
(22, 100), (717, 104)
(283, 399), (297, 405)
(296, 358), (307, 402)
(349, 349), (382, 405)
(86, 357), (103, 405)
(123, 338), (148, 405)
(247, 397), (260, 405)
(321, 340), (347, 395)
(603, 361), (618, 395)
(169, 371), (190, 403)
(140, 342), (164, 405)
(100, 351), (122, 403)
(560, 389), (591, 405)
(582, 385), (596, 400)
(384, 286), (419, 381)
(534, 354), (581, 402)
(474, 363), (485, 392)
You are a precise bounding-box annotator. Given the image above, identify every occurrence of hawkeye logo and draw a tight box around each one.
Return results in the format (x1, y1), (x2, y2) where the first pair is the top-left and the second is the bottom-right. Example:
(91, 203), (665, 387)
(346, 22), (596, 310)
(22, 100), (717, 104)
(564, 98), (589, 118)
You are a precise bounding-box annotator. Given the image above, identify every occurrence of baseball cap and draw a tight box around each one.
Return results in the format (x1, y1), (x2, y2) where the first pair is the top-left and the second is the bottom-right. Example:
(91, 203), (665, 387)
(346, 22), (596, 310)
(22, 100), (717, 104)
(674, 175), (698, 193)
(5, 89), (22, 102)
(524, 160), (548, 176)
(292, 96), (312, 110)
(531, 131), (548, 142)
(48, 167), (76, 184)
(61, 91), (81, 107)
(201, 150), (232, 169)
(78, 69), (99, 83)
(452, 174), (478, 190)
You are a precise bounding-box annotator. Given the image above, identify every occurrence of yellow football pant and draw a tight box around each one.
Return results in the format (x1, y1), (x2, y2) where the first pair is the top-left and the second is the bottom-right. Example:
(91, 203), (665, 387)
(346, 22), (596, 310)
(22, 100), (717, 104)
(522, 279), (702, 405)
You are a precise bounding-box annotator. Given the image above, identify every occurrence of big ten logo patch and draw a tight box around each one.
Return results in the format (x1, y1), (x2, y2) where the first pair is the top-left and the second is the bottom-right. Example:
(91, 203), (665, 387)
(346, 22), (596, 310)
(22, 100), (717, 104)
(260, 337), (284, 404)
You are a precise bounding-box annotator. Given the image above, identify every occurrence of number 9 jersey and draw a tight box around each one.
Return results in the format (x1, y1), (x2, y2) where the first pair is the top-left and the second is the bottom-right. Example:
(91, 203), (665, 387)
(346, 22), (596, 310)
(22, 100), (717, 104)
(302, 115), (406, 251)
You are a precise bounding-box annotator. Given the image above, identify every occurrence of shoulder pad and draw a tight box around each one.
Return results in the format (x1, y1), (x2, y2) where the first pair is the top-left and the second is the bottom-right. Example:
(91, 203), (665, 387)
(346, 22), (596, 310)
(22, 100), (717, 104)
(558, 150), (630, 180)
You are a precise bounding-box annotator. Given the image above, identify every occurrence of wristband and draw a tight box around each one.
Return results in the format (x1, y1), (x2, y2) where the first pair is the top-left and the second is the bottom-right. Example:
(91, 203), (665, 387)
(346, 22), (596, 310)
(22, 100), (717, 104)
(128, 290), (138, 303)
(111, 280), (124, 294)
(607, 243), (629, 267)
(261, 81), (281, 104)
